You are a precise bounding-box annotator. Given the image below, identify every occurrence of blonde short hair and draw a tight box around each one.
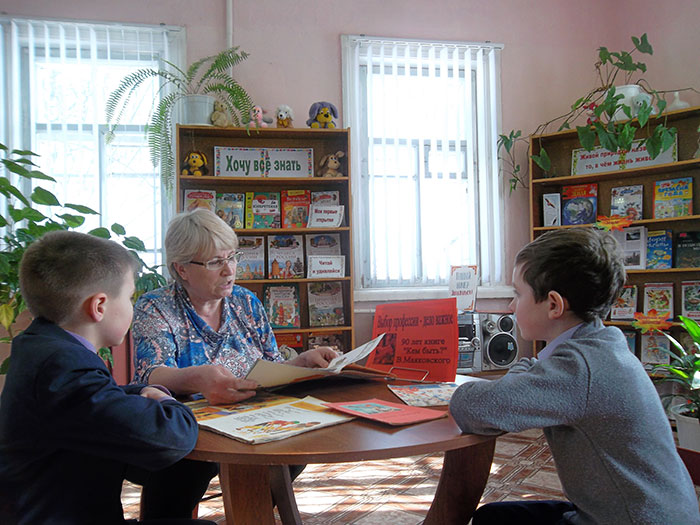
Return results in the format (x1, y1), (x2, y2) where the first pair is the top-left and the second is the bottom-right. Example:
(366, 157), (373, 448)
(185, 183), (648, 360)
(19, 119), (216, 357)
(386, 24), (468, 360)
(165, 208), (238, 283)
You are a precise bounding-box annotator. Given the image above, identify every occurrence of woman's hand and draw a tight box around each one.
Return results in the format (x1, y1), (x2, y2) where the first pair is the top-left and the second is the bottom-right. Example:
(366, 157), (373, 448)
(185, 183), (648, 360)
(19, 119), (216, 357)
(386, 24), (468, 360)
(287, 346), (339, 369)
(194, 365), (259, 405)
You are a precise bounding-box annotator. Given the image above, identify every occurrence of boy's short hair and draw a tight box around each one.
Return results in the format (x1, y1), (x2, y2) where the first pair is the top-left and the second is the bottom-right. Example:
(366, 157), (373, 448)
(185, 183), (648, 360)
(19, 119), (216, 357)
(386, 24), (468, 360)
(20, 230), (138, 325)
(165, 208), (238, 284)
(515, 228), (625, 322)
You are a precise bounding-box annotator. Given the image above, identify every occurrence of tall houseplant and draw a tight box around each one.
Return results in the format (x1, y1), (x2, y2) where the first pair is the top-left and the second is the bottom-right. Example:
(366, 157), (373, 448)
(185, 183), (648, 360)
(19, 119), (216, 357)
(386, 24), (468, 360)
(500, 34), (683, 193)
(105, 47), (253, 192)
(0, 143), (166, 373)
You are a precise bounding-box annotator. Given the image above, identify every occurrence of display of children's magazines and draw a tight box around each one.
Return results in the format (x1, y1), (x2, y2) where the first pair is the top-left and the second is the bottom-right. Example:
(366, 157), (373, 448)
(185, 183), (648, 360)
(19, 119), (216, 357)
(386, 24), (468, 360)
(307, 282), (345, 327)
(324, 398), (447, 426)
(307, 332), (346, 353)
(236, 236), (265, 280)
(561, 183), (597, 225)
(610, 285), (637, 320)
(310, 190), (340, 207)
(215, 192), (245, 228)
(675, 231), (700, 268)
(611, 226), (647, 270)
(653, 177), (693, 219)
(183, 189), (216, 213)
(621, 330), (637, 355)
(245, 191), (281, 228)
(263, 284), (301, 328)
(197, 396), (353, 444)
(610, 184), (643, 220)
(643, 282), (674, 320)
(681, 281), (700, 320)
(281, 189), (311, 228)
(542, 193), (561, 226)
(305, 233), (341, 258)
(646, 230), (673, 270)
(268, 234), (304, 279)
(641, 333), (671, 372)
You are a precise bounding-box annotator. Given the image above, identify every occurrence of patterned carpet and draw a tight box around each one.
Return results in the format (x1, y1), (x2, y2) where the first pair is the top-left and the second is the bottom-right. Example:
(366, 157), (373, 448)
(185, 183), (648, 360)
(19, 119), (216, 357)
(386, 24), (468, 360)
(122, 428), (565, 524)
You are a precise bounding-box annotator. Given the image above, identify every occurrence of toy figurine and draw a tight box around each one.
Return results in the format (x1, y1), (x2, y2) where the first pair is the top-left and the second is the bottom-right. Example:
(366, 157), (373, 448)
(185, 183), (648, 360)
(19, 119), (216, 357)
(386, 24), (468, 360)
(306, 101), (338, 128)
(275, 104), (294, 128)
(317, 150), (345, 177)
(210, 100), (232, 127)
(249, 105), (273, 128)
(181, 151), (209, 176)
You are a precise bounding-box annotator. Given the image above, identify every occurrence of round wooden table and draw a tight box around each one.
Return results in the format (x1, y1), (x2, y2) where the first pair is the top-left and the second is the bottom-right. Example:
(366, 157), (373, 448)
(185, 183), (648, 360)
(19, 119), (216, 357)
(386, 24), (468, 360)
(188, 377), (496, 524)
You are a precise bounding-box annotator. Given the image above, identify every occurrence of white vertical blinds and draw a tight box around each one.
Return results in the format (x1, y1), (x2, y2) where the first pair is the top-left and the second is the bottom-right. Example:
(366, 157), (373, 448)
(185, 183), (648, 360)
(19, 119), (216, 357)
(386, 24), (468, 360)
(342, 35), (505, 289)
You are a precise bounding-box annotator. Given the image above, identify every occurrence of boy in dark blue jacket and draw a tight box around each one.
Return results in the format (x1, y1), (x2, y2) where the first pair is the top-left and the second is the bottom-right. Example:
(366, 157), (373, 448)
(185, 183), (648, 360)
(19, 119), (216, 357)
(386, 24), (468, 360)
(0, 231), (215, 524)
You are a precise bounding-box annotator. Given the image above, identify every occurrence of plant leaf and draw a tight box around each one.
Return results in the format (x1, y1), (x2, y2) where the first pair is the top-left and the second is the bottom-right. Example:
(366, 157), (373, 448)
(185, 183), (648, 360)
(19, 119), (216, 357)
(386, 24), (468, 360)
(88, 227), (111, 239)
(58, 213), (86, 228)
(531, 147), (551, 172)
(111, 223), (126, 235)
(0, 303), (15, 332)
(576, 125), (596, 151)
(65, 203), (99, 214)
(123, 236), (146, 251)
(30, 187), (61, 206)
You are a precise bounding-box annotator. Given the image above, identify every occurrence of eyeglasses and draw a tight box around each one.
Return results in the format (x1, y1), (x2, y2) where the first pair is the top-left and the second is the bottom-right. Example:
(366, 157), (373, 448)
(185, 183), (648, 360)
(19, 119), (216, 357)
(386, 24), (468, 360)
(188, 251), (242, 270)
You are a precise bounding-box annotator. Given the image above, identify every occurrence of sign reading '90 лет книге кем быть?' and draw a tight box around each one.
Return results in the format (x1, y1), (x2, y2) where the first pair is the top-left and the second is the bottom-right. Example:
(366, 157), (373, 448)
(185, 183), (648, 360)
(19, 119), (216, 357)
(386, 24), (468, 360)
(215, 146), (313, 177)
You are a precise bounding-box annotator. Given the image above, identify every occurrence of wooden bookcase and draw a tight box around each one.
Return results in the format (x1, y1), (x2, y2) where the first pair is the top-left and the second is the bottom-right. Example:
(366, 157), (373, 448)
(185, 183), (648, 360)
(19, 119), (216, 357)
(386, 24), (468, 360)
(528, 106), (700, 356)
(176, 125), (355, 351)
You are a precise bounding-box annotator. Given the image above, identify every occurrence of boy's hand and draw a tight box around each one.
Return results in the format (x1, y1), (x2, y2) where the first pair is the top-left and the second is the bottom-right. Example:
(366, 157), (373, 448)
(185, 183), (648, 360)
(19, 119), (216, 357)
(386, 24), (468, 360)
(287, 346), (339, 369)
(195, 365), (258, 405)
(140, 386), (172, 401)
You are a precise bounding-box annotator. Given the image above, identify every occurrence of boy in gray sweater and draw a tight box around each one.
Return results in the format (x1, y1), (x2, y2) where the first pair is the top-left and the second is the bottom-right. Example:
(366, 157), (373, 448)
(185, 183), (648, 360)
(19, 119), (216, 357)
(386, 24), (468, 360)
(449, 228), (699, 524)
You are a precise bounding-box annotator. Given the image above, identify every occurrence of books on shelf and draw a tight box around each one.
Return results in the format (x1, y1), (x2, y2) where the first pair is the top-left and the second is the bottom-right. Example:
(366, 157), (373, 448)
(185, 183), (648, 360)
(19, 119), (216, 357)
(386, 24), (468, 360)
(387, 382), (464, 407)
(675, 231), (700, 268)
(281, 189), (311, 228)
(621, 330), (637, 355)
(275, 332), (305, 358)
(324, 398), (447, 426)
(216, 192), (245, 228)
(311, 190), (340, 207)
(307, 282), (345, 327)
(184, 189), (216, 212)
(641, 333), (671, 371)
(308, 205), (344, 227)
(198, 396), (353, 444)
(542, 193), (561, 226)
(643, 282), (674, 320)
(561, 183), (597, 225)
(610, 184), (643, 220)
(611, 285), (637, 320)
(306, 233), (341, 258)
(611, 226), (647, 270)
(268, 234), (304, 278)
(653, 177), (693, 219)
(236, 236), (265, 280)
(263, 283), (301, 328)
(308, 332), (346, 353)
(646, 230), (673, 269)
(681, 280), (700, 320)
(245, 191), (281, 228)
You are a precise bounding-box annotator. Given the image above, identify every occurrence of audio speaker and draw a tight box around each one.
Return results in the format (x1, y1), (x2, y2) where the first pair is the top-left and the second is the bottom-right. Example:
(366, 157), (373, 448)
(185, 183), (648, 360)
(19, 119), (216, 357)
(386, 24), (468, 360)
(480, 313), (519, 370)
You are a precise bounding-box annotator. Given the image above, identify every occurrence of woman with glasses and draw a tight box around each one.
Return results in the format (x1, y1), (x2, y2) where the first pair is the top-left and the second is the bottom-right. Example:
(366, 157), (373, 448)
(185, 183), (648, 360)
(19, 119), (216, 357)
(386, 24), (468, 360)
(131, 208), (338, 405)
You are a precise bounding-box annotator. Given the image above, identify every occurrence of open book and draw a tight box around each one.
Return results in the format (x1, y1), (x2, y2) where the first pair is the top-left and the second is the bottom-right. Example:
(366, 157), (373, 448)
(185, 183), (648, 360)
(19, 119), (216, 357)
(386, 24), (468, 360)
(198, 395), (353, 444)
(246, 333), (392, 388)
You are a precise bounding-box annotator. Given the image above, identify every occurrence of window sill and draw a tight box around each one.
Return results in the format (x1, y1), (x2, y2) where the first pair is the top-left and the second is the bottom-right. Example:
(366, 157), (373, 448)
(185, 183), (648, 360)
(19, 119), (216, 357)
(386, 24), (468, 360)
(354, 285), (514, 304)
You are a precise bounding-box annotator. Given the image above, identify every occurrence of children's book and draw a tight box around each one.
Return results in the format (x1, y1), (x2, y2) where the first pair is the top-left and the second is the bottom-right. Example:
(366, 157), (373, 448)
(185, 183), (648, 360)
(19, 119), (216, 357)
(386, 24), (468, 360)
(263, 284), (301, 328)
(611, 226), (647, 270)
(561, 183), (597, 225)
(183, 189), (216, 212)
(621, 330), (637, 355)
(308, 332), (346, 353)
(387, 382), (463, 407)
(275, 332), (305, 358)
(653, 177), (693, 218)
(307, 282), (345, 327)
(311, 190), (340, 207)
(610, 184), (643, 220)
(215, 192), (245, 228)
(675, 231), (700, 268)
(681, 280), (700, 320)
(245, 191), (281, 228)
(643, 282), (674, 320)
(641, 333), (671, 371)
(281, 189), (311, 228)
(184, 392), (299, 422)
(324, 398), (448, 426)
(542, 193), (561, 226)
(268, 234), (304, 279)
(236, 236), (265, 280)
(611, 285), (637, 320)
(646, 230), (673, 269)
(198, 396), (353, 444)
(305, 233), (341, 258)
(245, 334), (389, 388)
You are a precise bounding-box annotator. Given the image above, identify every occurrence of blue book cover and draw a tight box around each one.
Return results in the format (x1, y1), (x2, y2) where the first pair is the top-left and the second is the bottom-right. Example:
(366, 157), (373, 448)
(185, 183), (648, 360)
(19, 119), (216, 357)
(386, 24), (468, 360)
(561, 183), (597, 225)
(646, 230), (673, 269)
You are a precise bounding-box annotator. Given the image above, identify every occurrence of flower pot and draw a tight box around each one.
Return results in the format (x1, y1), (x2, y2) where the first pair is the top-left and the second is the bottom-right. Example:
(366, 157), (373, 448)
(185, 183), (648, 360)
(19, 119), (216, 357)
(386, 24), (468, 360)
(174, 94), (216, 126)
(610, 84), (642, 122)
(671, 404), (700, 452)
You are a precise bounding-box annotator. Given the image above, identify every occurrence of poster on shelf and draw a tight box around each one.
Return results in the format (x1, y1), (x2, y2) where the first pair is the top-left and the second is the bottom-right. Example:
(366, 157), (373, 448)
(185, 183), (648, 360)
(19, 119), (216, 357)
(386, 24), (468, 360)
(267, 148), (314, 177)
(215, 147), (267, 177)
(571, 137), (677, 176)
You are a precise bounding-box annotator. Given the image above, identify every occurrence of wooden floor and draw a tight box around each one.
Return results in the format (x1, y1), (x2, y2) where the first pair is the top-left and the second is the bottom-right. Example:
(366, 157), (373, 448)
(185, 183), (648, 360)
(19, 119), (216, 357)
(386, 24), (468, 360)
(122, 428), (567, 524)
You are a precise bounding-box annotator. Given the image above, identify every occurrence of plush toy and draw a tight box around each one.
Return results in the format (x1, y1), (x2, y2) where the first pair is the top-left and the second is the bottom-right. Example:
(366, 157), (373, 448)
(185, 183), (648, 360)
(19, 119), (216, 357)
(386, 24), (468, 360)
(317, 150), (345, 177)
(275, 104), (294, 128)
(306, 101), (338, 128)
(181, 151), (209, 176)
(249, 105), (273, 128)
(210, 100), (231, 127)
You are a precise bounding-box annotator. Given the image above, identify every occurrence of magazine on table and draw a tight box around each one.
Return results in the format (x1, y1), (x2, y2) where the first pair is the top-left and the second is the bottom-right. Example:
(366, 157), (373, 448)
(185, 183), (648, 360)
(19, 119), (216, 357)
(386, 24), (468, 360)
(184, 392), (299, 422)
(324, 398), (448, 426)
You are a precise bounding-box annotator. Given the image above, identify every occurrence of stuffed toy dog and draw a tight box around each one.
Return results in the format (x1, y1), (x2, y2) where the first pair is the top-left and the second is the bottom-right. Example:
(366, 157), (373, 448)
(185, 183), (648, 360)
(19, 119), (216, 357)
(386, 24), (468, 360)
(317, 150), (345, 177)
(306, 101), (338, 128)
(276, 104), (294, 128)
(181, 151), (209, 176)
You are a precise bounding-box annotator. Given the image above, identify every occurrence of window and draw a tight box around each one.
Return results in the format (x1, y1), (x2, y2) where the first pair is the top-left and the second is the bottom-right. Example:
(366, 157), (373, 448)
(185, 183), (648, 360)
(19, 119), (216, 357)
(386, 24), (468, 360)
(0, 17), (185, 266)
(341, 36), (504, 293)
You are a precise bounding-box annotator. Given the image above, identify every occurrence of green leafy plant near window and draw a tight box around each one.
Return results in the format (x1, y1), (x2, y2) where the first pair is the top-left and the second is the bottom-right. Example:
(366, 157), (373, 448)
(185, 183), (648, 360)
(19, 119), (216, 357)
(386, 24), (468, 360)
(0, 143), (166, 374)
(105, 46), (253, 193)
(500, 34), (690, 194)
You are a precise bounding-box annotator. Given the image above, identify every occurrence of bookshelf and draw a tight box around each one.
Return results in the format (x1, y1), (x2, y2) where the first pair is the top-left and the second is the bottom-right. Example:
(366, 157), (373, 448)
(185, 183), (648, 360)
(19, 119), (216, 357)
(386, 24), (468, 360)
(528, 106), (700, 358)
(176, 125), (354, 351)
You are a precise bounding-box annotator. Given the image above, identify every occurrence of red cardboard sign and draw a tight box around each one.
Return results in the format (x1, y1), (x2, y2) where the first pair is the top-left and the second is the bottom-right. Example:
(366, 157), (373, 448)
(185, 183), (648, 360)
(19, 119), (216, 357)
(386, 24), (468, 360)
(367, 298), (458, 382)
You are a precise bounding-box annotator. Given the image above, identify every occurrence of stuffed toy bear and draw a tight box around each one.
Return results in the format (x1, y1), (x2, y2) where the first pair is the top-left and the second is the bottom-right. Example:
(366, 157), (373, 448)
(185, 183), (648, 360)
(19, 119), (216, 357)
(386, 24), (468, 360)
(276, 104), (294, 128)
(181, 151), (209, 176)
(210, 100), (231, 127)
(316, 150), (345, 177)
(306, 101), (338, 128)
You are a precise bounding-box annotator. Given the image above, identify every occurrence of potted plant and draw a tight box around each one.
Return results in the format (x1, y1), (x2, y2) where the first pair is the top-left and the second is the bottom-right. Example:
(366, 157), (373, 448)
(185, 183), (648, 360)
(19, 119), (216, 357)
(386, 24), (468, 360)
(500, 34), (683, 194)
(105, 46), (253, 192)
(0, 143), (166, 374)
(651, 316), (700, 451)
